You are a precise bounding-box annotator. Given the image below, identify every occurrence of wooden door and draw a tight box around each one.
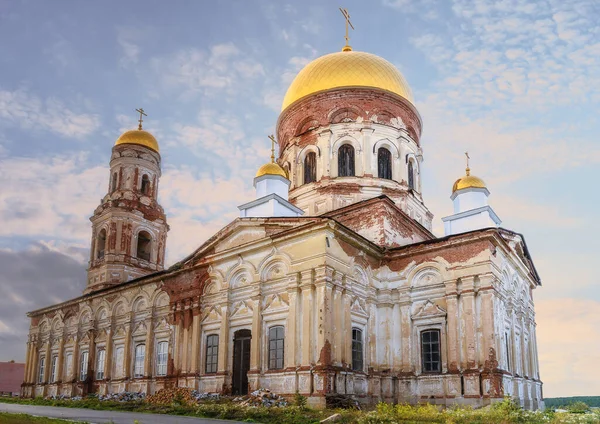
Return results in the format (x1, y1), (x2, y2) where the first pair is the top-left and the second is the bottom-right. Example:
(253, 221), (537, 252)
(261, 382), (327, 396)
(232, 329), (251, 395)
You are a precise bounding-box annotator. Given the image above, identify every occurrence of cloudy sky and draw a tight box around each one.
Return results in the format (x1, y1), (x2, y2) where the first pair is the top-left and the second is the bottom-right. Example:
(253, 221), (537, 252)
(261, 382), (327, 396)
(1, 0), (599, 397)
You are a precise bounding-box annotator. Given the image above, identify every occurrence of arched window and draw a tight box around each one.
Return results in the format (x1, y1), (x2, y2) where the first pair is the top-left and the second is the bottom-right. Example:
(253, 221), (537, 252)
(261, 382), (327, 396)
(134, 344), (145, 378)
(352, 328), (363, 371)
(111, 172), (118, 193)
(156, 341), (168, 376)
(136, 231), (151, 261)
(141, 174), (150, 196)
(268, 326), (284, 370)
(79, 351), (88, 381)
(38, 357), (45, 383)
(338, 144), (355, 177)
(304, 152), (317, 184)
(421, 329), (441, 373)
(205, 334), (219, 374)
(378, 147), (392, 180)
(408, 161), (415, 190)
(96, 349), (105, 380)
(50, 356), (58, 383)
(97, 229), (106, 259)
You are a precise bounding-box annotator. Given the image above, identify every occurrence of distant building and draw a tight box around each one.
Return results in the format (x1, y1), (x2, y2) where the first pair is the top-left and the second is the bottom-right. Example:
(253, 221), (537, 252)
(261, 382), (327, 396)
(21, 38), (543, 409)
(0, 361), (25, 396)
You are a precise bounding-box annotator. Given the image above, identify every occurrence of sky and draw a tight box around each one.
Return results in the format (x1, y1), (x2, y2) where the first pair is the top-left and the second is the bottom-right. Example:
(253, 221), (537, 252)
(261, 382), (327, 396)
(0, 0), (599, 398)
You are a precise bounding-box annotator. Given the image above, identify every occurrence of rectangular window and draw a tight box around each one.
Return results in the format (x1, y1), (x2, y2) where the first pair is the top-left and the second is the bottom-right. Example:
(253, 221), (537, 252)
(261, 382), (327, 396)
(505, 332), (511, 371)
(64, 353), (72, 381)
(421, 330), (441, 373)
(268, 326), (284, 370)
(205, 335), (219, 374)
(114, 346), (124, 379)
(352, 328), (363, 371)
(50, 356), (58, 383)
(96, 349), (106, 380)
(79, 351), (88, 381)
(38, 357), (45, 383)
(156, 341), (168, 376)
(134, 344), (145, 378)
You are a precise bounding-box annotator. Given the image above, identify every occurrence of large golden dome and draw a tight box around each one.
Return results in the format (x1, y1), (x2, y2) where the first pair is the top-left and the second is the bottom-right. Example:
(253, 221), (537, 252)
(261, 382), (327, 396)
(115, 129), (159, 153)
(281, 50), (414, 111)
(256, 162), (288, 179)
(452, 168), (487, 193)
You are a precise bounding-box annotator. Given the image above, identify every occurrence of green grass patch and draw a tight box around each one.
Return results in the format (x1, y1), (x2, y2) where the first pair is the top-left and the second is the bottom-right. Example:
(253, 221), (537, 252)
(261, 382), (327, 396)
(0, 412), (87, 424)
(2, 397), (600, 423)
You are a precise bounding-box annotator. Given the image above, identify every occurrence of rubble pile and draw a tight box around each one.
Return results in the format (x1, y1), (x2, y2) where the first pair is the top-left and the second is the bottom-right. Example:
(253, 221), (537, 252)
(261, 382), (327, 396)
(98, 392), (146, 402)
(146, 387), (219, 406)
(233, 388), (288, 407)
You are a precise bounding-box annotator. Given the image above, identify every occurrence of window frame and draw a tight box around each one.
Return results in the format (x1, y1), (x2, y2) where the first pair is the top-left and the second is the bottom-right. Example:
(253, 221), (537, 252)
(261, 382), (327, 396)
(156, 341), (168, 377)
(97, 229), (107, 259)
(136, 231), (152, 262)
(205, 335), (219, 374)
(351, 328), (364, 372)
(96, 349), (106, 380)
(79, 351), (88, 381)
(377, 147), (393, 180)
(304, 151), (317, 184)
(141, 174), (151, 196)
(134, 343), (145, 378)
(268, 326), (285, 370)
(420, 329), (441, 373)
(338, 144), (355, 177)
(38, 356), (45, 384)
(408, 160), (415, 190)
(50, 355), (58, 383)
(111, 172), (118, 193)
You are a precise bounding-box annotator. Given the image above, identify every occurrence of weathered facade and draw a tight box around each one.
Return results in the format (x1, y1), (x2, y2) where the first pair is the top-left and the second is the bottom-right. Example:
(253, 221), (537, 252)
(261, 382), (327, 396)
(21, 46), (543, 409)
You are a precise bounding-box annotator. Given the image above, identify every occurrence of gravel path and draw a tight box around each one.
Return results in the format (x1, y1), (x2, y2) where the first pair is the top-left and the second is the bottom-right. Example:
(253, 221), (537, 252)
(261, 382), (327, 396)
(0, 403), (247, 424)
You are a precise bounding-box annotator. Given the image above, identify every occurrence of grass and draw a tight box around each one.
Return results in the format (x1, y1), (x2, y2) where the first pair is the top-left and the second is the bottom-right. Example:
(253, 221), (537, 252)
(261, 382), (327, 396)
(2, 396), (600, 423)
(0, 412), (87, 424)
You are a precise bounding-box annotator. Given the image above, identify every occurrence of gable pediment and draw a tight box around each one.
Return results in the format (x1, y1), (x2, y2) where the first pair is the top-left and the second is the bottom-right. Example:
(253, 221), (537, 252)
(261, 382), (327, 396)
(322, 196), (433, 248)
(412, 301), (446, 320)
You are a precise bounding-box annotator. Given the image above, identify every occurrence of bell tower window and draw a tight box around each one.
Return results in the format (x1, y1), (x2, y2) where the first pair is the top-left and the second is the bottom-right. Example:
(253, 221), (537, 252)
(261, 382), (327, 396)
(338, 144), (355, 177)
(141, 174), (151, 196)
(304, 152), (317, 184)
(136, 231), (152, 262)
(378, 147), (392, 180)
(408, 160), (415, 190)
(111, 173), (118, 193)
(97, 229), (106, 259)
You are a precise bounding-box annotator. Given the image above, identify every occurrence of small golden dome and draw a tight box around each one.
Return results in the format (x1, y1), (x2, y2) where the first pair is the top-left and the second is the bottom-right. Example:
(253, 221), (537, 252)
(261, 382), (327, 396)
(115, 129), (159, 153)
(452, 168), (487, 193)
(255, 162), (288, 178)
(282, 50), (414, 111)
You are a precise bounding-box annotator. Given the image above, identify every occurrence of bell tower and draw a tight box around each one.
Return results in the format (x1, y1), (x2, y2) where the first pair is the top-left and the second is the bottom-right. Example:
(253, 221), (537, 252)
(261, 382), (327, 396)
(86, 109), (169, 293)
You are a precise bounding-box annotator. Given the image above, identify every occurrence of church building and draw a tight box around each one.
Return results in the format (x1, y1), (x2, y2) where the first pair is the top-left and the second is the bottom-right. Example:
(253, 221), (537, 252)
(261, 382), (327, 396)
(21, 34), (544, 409)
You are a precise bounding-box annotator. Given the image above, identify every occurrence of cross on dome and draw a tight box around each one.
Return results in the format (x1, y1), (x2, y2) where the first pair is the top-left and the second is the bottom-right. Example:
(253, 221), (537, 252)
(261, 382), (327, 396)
(339, 7), (355, 52)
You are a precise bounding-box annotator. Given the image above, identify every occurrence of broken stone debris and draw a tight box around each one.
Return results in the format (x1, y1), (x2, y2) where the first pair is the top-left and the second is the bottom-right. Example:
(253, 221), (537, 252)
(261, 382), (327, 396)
(233, 388), (288, 407)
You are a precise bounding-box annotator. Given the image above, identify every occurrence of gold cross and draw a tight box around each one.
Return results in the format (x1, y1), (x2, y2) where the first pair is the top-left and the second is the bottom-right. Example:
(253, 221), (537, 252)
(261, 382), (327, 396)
(465, 151), (471, 175)
(339, 8), (355, 51)
(268, 134), (277, 163)
(135, 108), (147, 130)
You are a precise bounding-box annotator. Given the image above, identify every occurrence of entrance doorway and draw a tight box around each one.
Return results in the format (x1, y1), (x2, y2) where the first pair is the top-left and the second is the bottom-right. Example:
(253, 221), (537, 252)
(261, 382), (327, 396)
(232, 329), (251, 395)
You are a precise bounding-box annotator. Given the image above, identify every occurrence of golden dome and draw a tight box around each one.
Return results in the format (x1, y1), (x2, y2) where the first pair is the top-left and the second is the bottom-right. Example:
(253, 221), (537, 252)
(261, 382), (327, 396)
(256, 162), (288, 178)
(452, 168), (487, 193)
(115, 129), (159, 153)
(281, 50), (414, 111)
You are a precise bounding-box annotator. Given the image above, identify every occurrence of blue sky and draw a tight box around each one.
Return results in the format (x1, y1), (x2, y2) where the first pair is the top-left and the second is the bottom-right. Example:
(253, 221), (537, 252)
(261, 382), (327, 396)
(0, 0), (599, 397)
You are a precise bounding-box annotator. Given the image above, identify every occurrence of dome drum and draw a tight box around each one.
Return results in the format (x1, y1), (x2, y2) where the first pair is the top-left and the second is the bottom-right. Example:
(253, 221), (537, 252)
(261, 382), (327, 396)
(277, 87), (422, 154)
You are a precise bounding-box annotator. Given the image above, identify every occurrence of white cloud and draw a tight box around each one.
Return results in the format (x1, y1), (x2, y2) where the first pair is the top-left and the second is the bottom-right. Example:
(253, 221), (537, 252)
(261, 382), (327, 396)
(0, 88), (100, 138)
(152, 42), (265, 96)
